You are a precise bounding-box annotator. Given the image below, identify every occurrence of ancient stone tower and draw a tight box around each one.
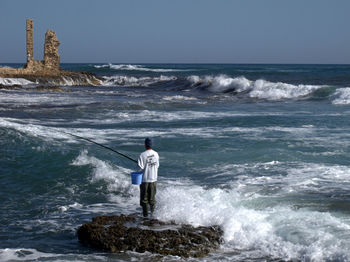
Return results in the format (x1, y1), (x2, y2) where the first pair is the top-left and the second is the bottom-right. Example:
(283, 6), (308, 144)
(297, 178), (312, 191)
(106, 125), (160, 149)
(43, 30), (60, 70)
(24, 19), (61, 72)
(26, 19), (34, 65)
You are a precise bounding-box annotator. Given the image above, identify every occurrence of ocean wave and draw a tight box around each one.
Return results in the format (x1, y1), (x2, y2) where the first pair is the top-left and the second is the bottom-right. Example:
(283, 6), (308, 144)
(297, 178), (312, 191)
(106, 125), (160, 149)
(0, 248), (60, 261)
(188, 75), (324, 100)
(102, 75), (176, 87)
(71, 150), (138, 199)
(3, 117), (350, 260)
(94, 63), (189, 72)
(162, 95), (199, 101)
(91, 73), (335, 102)
(332, 87), (350, 105)
(0, 248), (109, 261)
(0, 77), (35, 86)
(66, 146), (350, 260)
(69, 149), (350, 260)
(154, 161), (350, 260)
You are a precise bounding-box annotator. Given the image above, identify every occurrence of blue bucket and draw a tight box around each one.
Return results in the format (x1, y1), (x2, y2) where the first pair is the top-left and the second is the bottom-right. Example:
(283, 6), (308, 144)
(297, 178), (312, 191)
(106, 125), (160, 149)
(131, 172), (143, 185)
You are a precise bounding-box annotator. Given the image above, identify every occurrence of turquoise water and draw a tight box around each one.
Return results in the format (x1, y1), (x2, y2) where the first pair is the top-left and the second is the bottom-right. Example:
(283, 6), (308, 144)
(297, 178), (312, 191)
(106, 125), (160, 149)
(1, 64), (350, 261)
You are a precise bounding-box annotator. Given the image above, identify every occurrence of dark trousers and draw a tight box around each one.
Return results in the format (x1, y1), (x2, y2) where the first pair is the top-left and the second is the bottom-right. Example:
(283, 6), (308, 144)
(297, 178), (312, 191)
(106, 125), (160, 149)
(140, 182), (157, 217)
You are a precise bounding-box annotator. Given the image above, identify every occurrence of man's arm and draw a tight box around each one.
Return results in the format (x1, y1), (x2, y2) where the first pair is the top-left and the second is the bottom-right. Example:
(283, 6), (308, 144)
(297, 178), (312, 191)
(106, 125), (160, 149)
(138, 154), (144, 170)
(156, 153), (160, 169)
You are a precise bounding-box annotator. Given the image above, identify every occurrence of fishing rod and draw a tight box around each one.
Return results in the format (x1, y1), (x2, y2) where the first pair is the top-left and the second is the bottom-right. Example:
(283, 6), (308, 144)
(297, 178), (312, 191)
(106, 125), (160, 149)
(64, 132), (138, 163)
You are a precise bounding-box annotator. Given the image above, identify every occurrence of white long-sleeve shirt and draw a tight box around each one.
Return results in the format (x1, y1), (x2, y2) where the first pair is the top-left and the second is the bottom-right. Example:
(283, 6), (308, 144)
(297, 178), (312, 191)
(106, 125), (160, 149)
(138, 149), (159, 183)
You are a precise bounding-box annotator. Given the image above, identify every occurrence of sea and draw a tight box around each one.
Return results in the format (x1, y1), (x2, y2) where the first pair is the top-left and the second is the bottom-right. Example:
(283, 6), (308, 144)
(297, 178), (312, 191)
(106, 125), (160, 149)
(1, 63), (350, 262)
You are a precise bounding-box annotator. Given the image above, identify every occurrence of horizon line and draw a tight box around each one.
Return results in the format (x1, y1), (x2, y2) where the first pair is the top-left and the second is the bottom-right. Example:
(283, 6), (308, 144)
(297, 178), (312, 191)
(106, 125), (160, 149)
(1, 62), (350, 65)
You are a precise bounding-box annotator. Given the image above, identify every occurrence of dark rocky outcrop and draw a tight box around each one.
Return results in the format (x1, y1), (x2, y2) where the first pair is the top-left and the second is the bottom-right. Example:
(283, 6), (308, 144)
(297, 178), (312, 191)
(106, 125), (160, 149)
(0, 83), (70, 92)
(0, 70), (102, 86)
(77, 214), (223, 258)
(0, 84), (23, 90)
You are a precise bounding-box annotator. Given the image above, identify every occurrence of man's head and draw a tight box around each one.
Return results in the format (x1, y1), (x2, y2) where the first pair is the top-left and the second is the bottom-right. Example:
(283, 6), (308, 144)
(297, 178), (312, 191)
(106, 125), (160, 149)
(145, 137), (152, 149)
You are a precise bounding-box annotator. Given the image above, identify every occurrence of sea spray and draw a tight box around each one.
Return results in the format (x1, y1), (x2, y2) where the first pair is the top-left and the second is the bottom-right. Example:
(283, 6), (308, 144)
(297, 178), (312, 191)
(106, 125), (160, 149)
(332, 87), (350, 105)
(187, 75), (324, 100)
(94, 63), (192, 72)
(0, 77), (35, 86)
(102, 75), (177, 87)
(154, 167), (350, 260)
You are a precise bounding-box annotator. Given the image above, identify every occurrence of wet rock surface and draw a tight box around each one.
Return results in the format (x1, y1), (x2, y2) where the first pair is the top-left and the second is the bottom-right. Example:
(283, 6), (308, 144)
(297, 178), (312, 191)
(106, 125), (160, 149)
(0, 84), (23, 90)
(0, 83), (70, 92)
(77, 214), (223, 258)
(0, 70), (102, 86)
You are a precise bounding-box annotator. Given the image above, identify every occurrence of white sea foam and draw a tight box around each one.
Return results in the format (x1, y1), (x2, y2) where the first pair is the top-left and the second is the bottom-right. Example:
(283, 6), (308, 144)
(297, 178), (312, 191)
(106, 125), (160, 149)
(69, 110), (251, 125)
(70, 109), (297, 127)
(153, 163), (350, 260)
(71, 150), (139, 206)
(0, 248), (109, 262)
(248, 79), (321, 100)
(68, 151), (350, 260)
(2, 116), (348, 260)
(3, 116), (350, 156)
(102, 75), (176, 87)
(81, 160), (349, 261)
(0, 117), (73, 143)
(162, 95), (198, 101)
(0, 90), (99, 108)
(188, 75), (323, 100)
(0, 248), (60, 261)
(203, 161), (350, 198)
(0, 77), (35, 86)
(95, 63), (189, 72)
(0, 117), (332, 147)
(58, 202), (83, 212)
(332, 87), (350, 105)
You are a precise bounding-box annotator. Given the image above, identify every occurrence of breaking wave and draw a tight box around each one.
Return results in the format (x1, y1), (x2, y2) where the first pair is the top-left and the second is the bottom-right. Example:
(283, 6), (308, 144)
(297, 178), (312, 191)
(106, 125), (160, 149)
(0, 77), (35, 86)
(102, 75), (176, 87)
(2, 72), (346, 104)
(94, 63), (190, 72)
(69, 149), (350, 261)
(188, 75), (324, 100)
(332, 87), (350, 105)
(98, 74), (349, 102)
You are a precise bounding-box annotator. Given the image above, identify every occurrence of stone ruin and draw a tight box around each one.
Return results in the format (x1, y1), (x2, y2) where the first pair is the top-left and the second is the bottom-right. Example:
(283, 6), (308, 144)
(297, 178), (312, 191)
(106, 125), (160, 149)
(0, 19), (102, 86)
(25, 19), (61, 72)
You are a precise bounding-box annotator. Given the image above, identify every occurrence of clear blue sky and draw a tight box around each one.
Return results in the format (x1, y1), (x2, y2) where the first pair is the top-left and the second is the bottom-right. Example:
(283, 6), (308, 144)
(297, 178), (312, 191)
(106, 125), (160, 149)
(1, 0), (349, 64)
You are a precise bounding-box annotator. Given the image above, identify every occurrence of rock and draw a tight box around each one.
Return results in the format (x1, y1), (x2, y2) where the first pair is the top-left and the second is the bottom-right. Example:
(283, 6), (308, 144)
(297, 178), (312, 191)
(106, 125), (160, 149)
(0, 84), (23, 90)
(43, 30), (60, 71)
(0, 70), (102, 86)
(0, 83), (70, 92)
(77, 214), (223, 258)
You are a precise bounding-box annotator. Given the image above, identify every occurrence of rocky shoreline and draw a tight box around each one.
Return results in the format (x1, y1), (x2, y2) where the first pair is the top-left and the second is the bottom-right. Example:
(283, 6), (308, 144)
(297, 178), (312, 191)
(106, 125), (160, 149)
(0, 68), (102, 87)
(77, 214), (223, 258)
(0, 83), (72, 92)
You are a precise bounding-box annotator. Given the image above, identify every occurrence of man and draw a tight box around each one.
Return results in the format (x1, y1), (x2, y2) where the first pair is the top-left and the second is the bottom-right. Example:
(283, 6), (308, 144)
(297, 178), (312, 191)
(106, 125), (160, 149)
(138, 138), (159, 217)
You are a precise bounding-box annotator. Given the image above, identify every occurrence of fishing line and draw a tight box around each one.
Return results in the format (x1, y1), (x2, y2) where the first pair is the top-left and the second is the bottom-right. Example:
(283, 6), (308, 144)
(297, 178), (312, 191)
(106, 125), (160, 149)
(64, 132), (138, 163)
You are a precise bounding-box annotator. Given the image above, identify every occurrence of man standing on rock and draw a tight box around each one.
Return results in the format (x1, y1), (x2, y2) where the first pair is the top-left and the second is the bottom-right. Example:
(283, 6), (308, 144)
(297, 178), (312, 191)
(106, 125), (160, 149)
(138, 138), (159, 217)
